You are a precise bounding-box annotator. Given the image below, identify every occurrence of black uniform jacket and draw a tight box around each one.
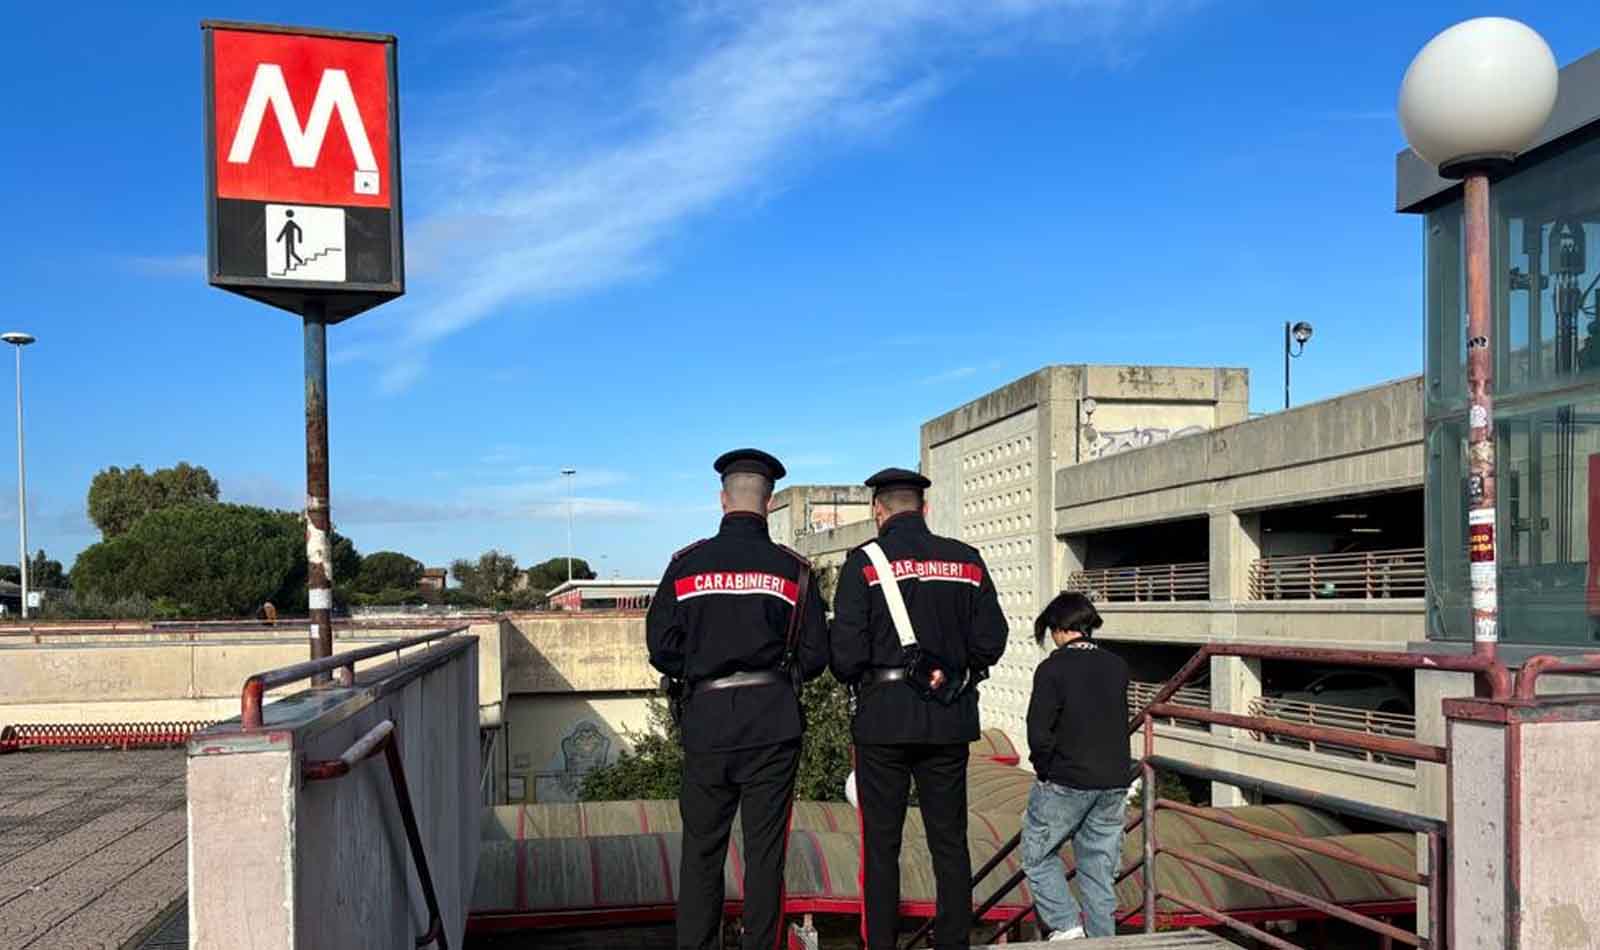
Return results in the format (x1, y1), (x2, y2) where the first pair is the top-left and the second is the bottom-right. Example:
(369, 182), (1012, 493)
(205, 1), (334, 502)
(829, 511), (1007, 745)
(647, 512), (829, 753)
(1026, 641), (1131, 789)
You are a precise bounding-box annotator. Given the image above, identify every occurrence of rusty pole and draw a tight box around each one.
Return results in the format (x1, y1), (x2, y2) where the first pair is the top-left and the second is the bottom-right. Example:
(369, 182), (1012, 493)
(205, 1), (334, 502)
(1463, 172), (1499, 660)
(304, 300), (334, 677)
(1141, 716), (1156, 933)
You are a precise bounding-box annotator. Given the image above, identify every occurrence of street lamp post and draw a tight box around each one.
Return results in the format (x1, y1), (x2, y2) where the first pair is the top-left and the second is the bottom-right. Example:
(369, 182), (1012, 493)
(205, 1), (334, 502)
(1399, 16), (1559, 659)
(1284, 321), (1314, 410)
(561, 467), (577, 582)
(2, 332), (34, 620)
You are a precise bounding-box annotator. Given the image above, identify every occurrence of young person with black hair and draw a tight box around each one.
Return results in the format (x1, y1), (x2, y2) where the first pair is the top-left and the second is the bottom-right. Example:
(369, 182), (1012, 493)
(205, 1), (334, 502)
(1019, 592), (1131, 940)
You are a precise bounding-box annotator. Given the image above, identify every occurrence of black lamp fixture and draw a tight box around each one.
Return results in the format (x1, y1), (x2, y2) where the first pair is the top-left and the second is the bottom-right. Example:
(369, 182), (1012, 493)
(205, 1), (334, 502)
(1284, 321), (1314, 409)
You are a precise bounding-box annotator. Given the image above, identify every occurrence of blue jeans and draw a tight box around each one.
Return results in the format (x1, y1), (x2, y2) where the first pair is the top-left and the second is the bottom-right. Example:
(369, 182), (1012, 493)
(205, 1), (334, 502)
(1020, 780), (1126, 938)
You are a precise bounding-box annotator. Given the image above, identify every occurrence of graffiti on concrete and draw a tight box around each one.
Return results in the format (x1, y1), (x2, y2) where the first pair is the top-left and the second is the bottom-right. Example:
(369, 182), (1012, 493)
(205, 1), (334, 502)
(1085, 424), (1206, 460)
(534, 720), (614, 802)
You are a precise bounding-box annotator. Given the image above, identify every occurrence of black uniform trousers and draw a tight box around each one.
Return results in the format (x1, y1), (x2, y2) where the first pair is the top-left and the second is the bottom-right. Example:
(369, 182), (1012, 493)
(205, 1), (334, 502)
(857, 742), (972, 950)
(678, 738), (801, 950)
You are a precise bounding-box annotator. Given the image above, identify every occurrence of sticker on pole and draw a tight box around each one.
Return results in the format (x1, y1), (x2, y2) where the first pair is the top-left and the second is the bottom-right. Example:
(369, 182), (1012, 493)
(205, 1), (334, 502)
(203, 21), (404, 322)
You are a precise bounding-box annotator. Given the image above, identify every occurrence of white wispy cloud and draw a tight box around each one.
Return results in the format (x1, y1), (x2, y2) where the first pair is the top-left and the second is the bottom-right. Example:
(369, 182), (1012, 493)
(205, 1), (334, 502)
(923, 365), (977, 384)
(223, 469), (650, 525)
(122, 254), (206, 277)
(345, 0), (1185, 392)
(921, 359), (1003, 384)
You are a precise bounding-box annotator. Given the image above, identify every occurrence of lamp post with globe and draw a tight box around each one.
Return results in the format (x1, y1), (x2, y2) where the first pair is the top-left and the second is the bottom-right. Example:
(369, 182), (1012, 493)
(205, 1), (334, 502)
(1398, 17), (1559, 657)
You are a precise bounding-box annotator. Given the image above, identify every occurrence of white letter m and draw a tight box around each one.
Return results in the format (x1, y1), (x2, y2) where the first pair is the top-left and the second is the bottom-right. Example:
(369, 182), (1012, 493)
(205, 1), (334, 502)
(227, 64), (380, 193)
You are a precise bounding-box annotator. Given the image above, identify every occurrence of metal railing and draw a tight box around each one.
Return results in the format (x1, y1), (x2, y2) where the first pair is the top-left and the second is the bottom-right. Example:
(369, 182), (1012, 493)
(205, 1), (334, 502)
(1066, 561), (1209, 602)
(0, 720), (215, 753)
(239, 625), (468, 729)
(1247, 696), (1417, 766)
(1128, 681), (1210, 729)
(1248, 547), (1425, 600)
(925, 642), (1514, 949)
(303, 720), (449, 949)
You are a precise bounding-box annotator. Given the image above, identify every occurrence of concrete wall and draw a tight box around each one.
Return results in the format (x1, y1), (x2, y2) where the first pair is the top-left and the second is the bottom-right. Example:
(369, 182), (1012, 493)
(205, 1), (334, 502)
(1056, 375), (1423, 533)
(918, 364), (1248, 745)
(501, 614), (655, 694)
(0, 621), (508, 729)
(188, 637), (481, 950)
(1095, 601), (1425, 650)
(768, 485), (874, 547)
(793, 519), (879, 578)
(504, 692), (655, 803)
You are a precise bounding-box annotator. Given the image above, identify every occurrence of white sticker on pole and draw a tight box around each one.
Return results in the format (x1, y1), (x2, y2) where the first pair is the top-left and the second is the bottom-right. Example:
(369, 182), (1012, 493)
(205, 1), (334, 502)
(1469, 404), (1488, 429)
(1470, 562), (1498, 590)
(309, 588), (333, 610)
(309, 623), (320, 642)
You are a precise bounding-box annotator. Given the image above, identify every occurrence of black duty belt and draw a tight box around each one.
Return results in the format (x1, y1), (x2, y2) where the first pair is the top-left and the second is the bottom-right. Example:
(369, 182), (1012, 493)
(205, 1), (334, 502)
(861, 667), (907, 687)
(687, 669), (787, 697)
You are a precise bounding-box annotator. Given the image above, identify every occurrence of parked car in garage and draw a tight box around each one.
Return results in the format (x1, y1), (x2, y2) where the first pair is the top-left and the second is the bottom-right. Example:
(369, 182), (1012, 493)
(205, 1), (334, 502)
(1274, 670), (1412, 715)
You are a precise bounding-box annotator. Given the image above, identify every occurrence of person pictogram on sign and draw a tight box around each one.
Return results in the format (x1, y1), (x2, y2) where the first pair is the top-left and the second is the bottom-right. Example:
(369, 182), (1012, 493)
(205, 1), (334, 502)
(275, 209), (305, 272)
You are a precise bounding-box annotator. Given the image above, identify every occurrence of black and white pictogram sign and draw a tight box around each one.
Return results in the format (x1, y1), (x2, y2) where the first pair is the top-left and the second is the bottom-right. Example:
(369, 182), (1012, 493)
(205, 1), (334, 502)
(265, 205), (346, 282)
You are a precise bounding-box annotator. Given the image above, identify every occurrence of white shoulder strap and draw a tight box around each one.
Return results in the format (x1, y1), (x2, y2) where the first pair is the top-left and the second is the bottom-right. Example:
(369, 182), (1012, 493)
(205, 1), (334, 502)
(863, 542), (917, 648)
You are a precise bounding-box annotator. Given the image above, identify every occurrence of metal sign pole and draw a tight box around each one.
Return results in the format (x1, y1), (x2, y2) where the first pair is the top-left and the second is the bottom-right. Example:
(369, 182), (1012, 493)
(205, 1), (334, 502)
(202, 21), (404, 675)
(13, 345), (27, 620)
(303, 299), (334, 674)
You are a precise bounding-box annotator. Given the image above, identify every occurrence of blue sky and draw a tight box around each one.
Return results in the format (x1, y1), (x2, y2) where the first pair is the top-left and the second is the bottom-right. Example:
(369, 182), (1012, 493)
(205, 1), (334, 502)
(0, 1), (1595, 579)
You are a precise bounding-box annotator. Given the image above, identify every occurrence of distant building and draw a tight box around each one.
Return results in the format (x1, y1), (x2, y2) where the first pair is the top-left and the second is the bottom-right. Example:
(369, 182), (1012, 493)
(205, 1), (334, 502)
(0, 581), (20, 616)
(545, 578), (658, 612)
(767, 485), (874, 547)
(418, 567), (448, 602)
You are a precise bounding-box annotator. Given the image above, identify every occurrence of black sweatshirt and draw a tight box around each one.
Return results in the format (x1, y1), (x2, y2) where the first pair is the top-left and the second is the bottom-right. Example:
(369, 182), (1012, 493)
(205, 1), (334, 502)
(1026, 640), (1131, 789)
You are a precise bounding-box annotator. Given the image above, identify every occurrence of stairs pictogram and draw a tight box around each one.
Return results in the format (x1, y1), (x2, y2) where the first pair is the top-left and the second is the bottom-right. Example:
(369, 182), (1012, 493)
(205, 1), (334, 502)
(271, 246), (343, 278)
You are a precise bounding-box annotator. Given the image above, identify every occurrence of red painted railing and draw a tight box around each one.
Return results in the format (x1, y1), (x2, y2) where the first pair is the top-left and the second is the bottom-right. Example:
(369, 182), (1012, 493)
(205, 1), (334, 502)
(303, 719), (450, 949)
(923, 641), (1513, 948)
(0, 720), (214, 753)
(239, 625), (468, 729)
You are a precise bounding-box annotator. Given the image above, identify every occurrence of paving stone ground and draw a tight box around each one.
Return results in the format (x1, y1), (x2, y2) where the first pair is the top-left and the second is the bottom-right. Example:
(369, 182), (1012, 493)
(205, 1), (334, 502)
(0, 748), (187, 950)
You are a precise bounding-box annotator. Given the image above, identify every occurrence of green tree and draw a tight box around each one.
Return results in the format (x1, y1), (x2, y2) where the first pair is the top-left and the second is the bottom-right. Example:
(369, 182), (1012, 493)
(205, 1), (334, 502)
(450, 549), (523, 606)
(578, 699), (685, 801)
(581, 673), (856, 803)
(71, 502), (360, 618)
(87, 463), (220, 538)
(354, 551), (425, 595)
(27, 550), (67, 590)
(1129, 770), (1192, 808)
(796, 673), (853, 801)
(72, 503), (302, 617)
(0, 564), (18, 585)
(524, 556), (597, 595)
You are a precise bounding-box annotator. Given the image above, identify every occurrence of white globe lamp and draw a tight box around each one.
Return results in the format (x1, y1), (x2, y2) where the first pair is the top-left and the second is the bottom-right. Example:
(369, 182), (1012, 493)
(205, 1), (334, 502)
(1398, 17), (1558, 177)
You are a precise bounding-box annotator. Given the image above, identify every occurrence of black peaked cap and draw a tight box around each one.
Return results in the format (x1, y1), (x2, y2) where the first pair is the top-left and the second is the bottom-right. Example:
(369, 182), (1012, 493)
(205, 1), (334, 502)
(864, 467), (931, 494)
(714, 448), (787, 482)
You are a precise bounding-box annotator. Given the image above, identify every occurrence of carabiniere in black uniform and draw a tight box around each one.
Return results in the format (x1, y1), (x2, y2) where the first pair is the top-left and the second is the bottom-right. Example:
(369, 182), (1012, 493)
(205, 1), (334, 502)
(647, 449), (829, 950)
(830, 468), (1008, 950)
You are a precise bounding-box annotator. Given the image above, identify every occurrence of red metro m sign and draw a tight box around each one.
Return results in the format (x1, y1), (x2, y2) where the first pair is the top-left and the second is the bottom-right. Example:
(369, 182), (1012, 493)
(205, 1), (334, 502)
(203, 21), (404, 322)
